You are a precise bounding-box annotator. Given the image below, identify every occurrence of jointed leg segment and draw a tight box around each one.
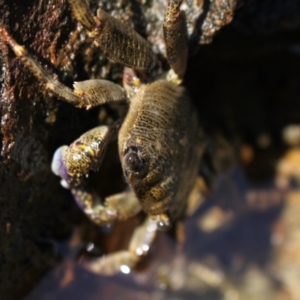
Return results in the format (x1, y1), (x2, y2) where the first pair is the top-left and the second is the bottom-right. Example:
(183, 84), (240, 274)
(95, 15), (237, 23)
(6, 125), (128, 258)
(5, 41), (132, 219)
(71, 188), (142, 225)
(67, 0), (155, 70)
(82, 216), (158, 275)
(163, 0), (188, 81)
(0, 27), (127, 109)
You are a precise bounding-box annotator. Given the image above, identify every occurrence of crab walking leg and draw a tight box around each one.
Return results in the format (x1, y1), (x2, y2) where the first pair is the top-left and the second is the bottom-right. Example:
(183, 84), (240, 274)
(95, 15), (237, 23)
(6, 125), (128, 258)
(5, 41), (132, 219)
(0, 27), (126, 109)
(0, 27), (79, 105)
(163, 0), (188, 81)
(81, 216), (158, 275)
(67, 0), (155, 70)
(71, 188), (142, 225)
(72, 79), (126, 109)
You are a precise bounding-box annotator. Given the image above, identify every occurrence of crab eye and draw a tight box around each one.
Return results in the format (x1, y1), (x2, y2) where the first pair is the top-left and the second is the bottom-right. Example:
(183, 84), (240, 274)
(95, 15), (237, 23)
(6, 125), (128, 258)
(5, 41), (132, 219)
(123, 148), (143, 172)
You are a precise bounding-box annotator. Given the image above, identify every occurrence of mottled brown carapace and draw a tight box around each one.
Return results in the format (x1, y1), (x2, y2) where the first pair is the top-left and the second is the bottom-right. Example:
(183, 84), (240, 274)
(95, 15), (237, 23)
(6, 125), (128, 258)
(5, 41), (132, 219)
(119, 80), (200, 221)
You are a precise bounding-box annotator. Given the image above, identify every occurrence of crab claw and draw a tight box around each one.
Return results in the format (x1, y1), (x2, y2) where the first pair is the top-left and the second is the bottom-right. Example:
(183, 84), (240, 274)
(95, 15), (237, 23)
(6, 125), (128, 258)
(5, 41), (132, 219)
(51, 146), (71, 189)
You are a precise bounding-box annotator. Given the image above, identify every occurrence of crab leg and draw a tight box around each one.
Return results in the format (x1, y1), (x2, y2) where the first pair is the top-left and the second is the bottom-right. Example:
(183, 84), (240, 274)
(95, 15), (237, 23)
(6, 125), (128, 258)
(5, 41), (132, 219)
(72, 188), (141, 225)
(163, 0), (189, 81)
(67, 0), (155, 70)
(0, 27), (127, 109)
(81, 216), (158, 275)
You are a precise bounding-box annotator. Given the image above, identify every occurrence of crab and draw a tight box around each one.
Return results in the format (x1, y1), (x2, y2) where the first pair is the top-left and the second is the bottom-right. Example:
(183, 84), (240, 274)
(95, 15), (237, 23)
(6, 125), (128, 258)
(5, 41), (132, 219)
(0, 0), (238, 276)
